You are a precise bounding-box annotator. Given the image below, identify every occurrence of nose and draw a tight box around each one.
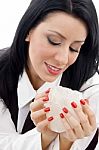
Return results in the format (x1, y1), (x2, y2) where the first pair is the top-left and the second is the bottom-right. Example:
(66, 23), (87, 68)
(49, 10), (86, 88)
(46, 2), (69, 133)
(54, 47), (69, 66)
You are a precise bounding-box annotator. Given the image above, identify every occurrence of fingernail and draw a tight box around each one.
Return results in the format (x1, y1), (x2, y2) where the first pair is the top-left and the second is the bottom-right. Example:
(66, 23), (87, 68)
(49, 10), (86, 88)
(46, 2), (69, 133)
(80, 99), (86, 105)
(71, 102), (77, 108)
(44, 107), (50, 112)
(60, 113), (65, 118)
(45, 88), (50, 94)
(43, 96), (49, 101)
(62, 107), (68, 113)
(48, 116), (54, 121)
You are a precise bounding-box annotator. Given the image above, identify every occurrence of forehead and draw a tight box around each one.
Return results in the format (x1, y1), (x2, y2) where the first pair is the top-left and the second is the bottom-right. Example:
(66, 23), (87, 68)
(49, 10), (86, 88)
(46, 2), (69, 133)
(45, 12), (87, 33)
(45, 11), (86, 26)
(30, 11), (88, 42)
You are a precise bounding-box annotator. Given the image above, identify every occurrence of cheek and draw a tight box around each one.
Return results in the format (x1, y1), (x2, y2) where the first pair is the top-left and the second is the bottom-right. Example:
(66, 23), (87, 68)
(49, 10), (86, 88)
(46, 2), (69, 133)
(28, 35), (55, 61)
(69, 54), (79, 65)
(29, 42), (51, 62)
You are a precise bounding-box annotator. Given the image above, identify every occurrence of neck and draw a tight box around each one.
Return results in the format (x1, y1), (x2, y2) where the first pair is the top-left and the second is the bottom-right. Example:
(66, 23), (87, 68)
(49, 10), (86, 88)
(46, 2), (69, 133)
(25, 67), (45, 90)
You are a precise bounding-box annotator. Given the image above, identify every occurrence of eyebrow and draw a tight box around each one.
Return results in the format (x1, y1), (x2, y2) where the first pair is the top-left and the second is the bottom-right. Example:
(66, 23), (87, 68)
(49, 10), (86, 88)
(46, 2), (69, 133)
(48, 30), (85, 43)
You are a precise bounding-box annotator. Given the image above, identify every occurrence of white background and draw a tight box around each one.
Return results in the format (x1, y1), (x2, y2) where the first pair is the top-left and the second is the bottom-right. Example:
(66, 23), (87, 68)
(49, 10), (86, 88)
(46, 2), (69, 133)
(0, 0), (99, 48)
(0, 0), (31, 48)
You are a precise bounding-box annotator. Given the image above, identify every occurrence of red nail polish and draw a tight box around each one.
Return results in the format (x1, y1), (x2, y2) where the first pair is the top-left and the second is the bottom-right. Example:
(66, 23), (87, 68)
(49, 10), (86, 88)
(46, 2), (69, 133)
(71, 102), (77, 108)
(43, 96), (49, 101)
(48, 116), (54, 121)
(44, 107), (50, 112)
(45, 88), (50, 94)
(62, 107), (68, 113)
(80, 99), (86, 105)
(60, 113), (65, 118)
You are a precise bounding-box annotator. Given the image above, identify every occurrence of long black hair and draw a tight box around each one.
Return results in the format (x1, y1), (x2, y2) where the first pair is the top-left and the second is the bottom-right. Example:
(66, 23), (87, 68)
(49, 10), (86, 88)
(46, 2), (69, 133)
(0, 0), (99, 107)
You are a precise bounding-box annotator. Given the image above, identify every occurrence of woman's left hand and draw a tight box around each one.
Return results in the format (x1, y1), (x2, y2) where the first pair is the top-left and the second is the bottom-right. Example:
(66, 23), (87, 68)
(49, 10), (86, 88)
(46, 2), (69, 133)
(59, 99), (96, 142)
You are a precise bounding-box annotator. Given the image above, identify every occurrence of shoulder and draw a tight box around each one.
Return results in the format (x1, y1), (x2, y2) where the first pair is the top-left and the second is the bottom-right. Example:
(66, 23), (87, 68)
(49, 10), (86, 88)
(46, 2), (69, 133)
(80, 73), (99, 124)
(0, 98), (7, 113)
(80, 72), (99, 92)
(0, 47), (9, 56)
(80, 72), (99, 104)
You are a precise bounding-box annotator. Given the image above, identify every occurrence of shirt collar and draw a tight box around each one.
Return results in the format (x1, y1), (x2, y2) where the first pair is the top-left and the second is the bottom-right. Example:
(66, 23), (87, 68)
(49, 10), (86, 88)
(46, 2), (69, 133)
(17, 70), (62, 108)
(80, 72), (99, 91)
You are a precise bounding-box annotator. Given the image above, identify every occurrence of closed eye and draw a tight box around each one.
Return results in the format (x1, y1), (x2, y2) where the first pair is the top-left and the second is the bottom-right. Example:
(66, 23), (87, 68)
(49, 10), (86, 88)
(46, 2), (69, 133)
(47, 37), (61, 46)
(69, 47), (79, 53)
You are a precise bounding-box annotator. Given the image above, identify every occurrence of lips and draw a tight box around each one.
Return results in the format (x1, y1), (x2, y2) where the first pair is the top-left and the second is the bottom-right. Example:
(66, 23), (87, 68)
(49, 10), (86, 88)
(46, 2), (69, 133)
(45, 62), (62, 75)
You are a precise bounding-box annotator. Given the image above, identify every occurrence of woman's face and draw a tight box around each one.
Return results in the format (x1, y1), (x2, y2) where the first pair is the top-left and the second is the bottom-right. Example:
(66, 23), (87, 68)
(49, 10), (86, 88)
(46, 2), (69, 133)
(26, 12), (87, 88)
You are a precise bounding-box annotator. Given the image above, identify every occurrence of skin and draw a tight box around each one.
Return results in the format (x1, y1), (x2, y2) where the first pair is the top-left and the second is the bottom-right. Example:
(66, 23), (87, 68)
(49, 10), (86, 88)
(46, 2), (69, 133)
(26, 12), (87, 90)
(26, 12), (96, 149)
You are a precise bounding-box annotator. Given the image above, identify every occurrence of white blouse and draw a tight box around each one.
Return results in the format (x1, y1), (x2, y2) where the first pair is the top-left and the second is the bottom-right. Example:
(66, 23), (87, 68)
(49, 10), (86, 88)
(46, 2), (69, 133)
(0, 71), (99, 150)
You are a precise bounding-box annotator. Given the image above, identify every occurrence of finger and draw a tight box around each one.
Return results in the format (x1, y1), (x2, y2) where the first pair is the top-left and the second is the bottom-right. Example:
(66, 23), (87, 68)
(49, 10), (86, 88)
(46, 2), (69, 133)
(80, 99), (96, 131)
(30, 96), (49, 112)
(36, 119), (49, 132)
(37, 116), (53, 133)
(76, 110), (91, 136)
(30, 108), (46, 122)
(31, 106), (51, 125)
(30, 101), (44, 112)
(60, 113), (76, 141)
(62, 108), (84, 138)
(71, 101), (93, 136)
(35, 89), (50, 100)
(34, 96), (49, 103)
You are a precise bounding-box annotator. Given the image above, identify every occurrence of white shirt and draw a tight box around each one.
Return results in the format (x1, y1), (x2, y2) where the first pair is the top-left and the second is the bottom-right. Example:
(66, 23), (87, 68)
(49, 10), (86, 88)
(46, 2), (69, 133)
(17, 71), (62, 133)
(0, 71), (99, 150)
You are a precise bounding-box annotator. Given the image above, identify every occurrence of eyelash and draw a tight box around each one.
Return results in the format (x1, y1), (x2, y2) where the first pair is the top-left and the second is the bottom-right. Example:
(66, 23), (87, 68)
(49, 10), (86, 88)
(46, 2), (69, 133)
(69, 47), (79, 53)
(47, 37), (61, 46)
(47, 37), (79, 53)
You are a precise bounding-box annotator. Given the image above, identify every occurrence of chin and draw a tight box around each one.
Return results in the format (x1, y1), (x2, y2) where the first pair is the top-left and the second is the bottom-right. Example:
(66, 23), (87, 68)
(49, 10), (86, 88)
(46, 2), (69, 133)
(43, 76), (58, 83)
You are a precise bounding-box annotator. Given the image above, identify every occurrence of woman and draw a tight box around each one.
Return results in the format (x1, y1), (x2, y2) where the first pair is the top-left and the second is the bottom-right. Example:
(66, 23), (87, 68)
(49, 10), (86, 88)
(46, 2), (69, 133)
(0, 0), (99, 149)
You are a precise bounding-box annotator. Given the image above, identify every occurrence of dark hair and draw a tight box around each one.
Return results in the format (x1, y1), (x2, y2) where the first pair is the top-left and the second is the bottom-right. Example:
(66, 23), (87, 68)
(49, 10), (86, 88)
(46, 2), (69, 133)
(0, 0), (99, 106)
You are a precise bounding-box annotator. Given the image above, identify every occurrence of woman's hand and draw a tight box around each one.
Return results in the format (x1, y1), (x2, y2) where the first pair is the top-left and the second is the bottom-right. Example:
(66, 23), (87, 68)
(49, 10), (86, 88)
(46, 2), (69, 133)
(60, 100), (96, 141)
(30, 89), (58, 149)
(59, 99), (96, 149)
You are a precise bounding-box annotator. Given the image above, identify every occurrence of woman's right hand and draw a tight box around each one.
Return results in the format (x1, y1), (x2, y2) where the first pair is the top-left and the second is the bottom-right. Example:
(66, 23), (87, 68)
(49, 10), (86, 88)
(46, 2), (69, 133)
(30, 89), (58, 149)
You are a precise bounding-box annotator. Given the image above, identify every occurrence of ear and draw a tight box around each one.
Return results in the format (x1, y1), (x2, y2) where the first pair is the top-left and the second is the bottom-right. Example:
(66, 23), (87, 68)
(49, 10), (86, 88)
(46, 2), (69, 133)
(25, 34), (30, 42)
(25, 29), (33, 42)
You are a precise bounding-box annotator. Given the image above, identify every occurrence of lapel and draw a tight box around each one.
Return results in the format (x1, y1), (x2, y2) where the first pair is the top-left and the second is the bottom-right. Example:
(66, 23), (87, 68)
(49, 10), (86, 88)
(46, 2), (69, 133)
(21, 111), (35, 134)
(8, 91), (18, 131)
